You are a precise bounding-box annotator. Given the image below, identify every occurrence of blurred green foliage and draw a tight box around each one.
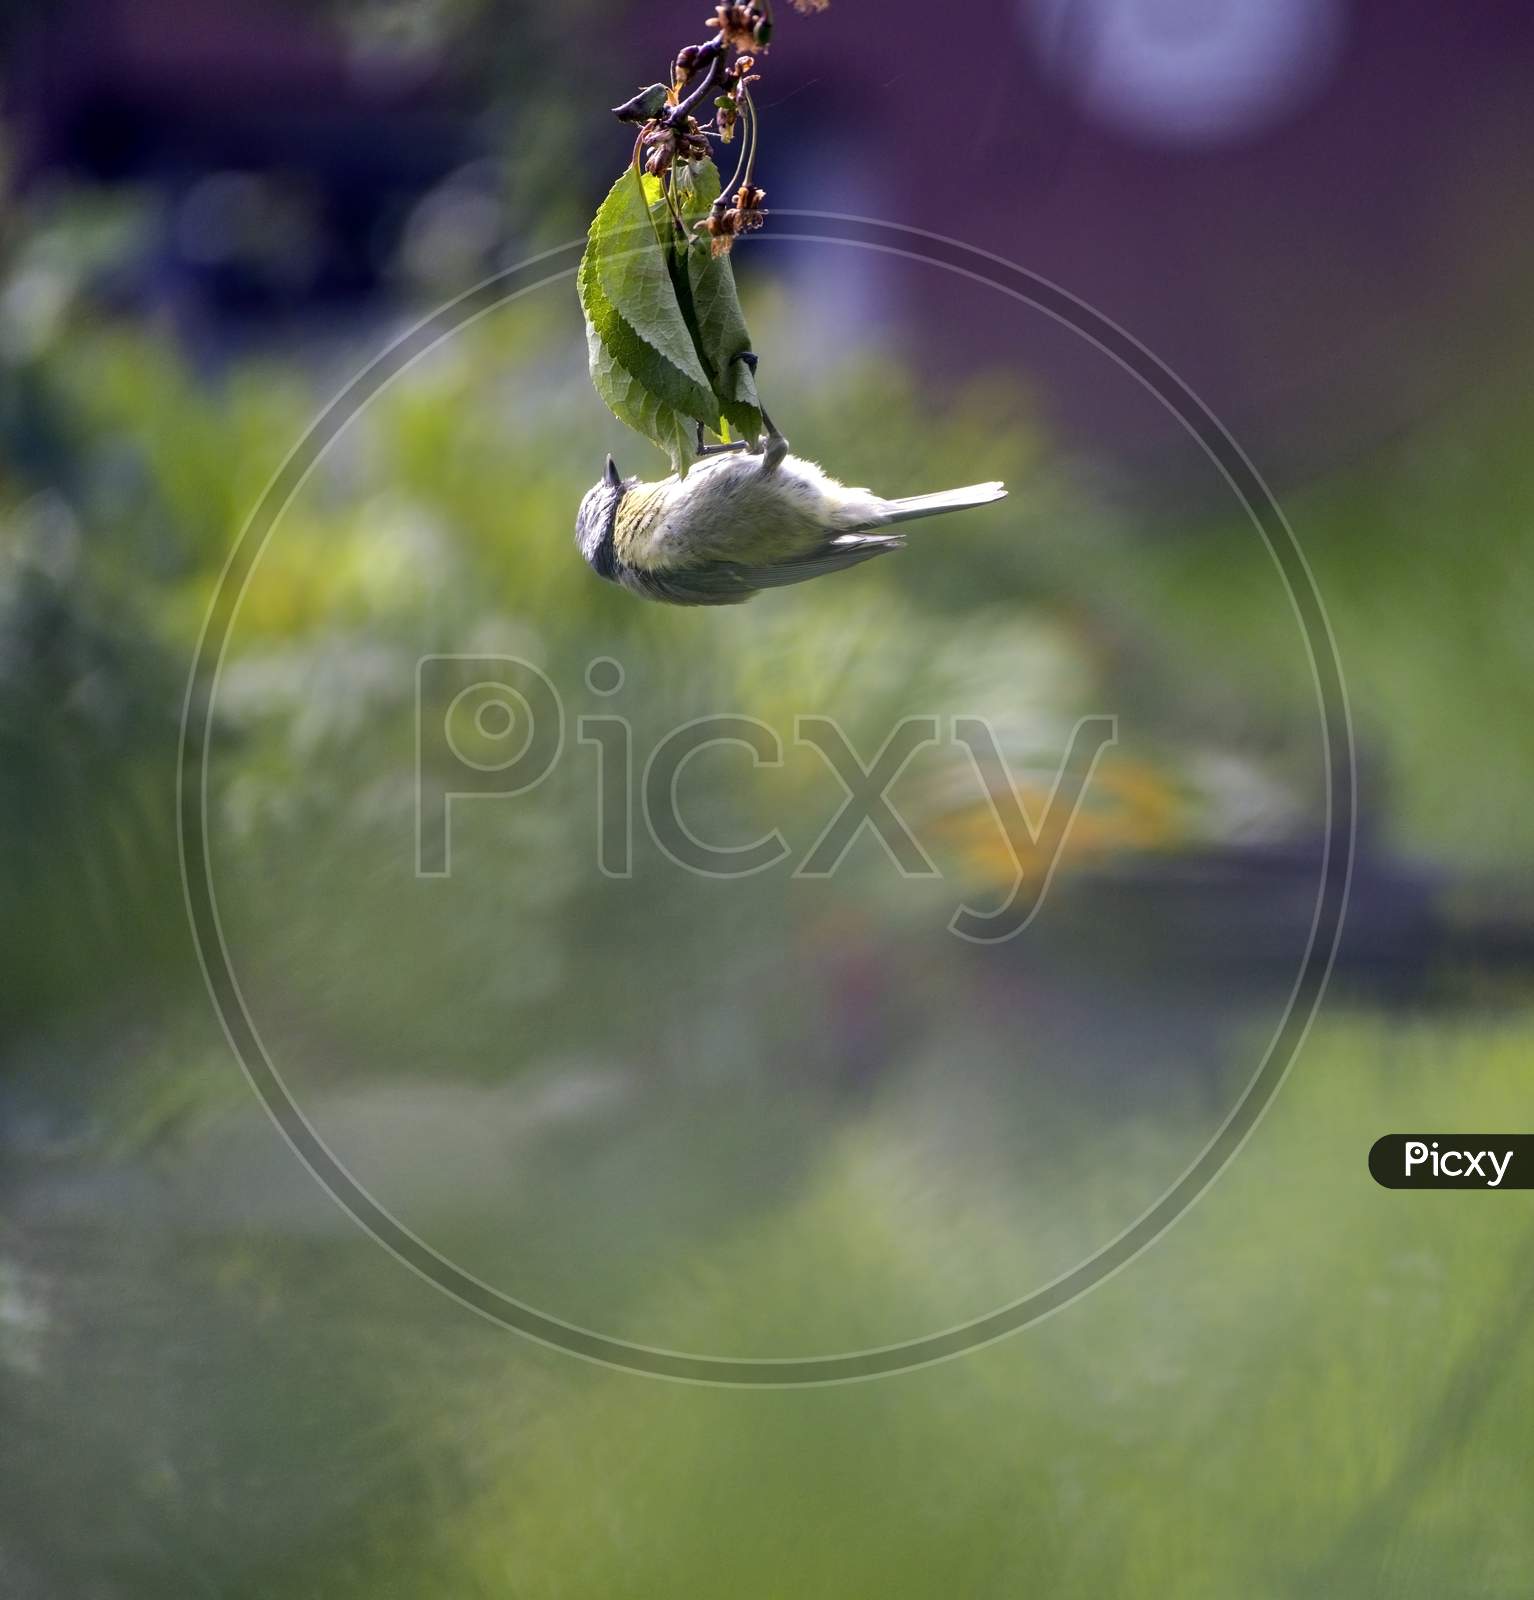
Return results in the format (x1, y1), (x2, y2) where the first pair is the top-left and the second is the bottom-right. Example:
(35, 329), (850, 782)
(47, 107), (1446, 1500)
(3, 171), (1533, 1597)
(1142, 386), (1534, 866)
(7, 1007), (1532, 1596)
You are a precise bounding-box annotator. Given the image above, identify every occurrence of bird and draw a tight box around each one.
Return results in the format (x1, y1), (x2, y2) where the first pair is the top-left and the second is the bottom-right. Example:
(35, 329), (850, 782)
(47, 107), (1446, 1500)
(574, 418), (1007, 606)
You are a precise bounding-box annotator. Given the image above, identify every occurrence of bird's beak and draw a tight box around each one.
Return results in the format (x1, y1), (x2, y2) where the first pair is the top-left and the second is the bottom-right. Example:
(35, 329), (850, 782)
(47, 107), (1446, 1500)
(604, 454), (622, 489)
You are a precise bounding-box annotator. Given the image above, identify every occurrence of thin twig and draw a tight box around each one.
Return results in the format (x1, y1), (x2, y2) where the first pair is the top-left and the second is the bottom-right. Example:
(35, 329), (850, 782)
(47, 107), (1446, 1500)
(664, 38), (727, 126)
(722, 89), (754, 197)
(630, 136), (671, 253)
(739, 83), (760, 193)
(661, 167), (689, 239)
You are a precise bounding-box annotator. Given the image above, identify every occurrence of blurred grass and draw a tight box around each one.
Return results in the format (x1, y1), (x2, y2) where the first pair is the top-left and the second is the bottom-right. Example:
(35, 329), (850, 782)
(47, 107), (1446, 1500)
(313, 1010), (1534, 1599)
(12, 1007), (1527, 1598)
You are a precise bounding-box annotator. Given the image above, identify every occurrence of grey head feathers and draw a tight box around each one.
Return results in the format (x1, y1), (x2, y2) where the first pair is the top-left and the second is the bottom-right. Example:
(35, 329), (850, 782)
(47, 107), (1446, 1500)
(573, 460), (626, 580)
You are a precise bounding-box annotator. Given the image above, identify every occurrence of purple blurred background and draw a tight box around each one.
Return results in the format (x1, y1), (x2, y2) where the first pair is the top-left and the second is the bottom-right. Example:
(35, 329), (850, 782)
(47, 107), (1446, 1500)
(7, 0), (1532, 480)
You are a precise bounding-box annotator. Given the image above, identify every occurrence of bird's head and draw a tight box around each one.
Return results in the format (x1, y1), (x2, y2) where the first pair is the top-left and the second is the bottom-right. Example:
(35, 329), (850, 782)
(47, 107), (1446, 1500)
(574, 454), (628, 580)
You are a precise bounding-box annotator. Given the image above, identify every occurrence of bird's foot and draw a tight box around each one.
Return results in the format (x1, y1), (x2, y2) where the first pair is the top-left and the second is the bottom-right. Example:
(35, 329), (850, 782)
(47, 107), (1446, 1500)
(759, 411), (789, 471)
(695, 422), (752, 458)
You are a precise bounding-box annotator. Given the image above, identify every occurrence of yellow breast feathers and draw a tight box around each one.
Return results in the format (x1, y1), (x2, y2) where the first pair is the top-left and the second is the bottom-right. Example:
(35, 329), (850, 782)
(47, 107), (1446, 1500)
(612, 480), (674, 567)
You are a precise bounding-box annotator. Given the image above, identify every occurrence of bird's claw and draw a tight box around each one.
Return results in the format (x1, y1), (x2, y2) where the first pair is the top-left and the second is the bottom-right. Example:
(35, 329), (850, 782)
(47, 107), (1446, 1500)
(695, 421), (751, 458)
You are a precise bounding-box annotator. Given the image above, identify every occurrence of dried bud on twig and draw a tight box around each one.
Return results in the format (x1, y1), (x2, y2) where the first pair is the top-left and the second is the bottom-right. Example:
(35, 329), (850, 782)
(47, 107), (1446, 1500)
(696, 194), (739, 256)
(733, 183), (768, 231)
(642, 117), (712, 176)
(707, 3), (765, 53)
(712, 54), (761, 142)
(693, 183), (767, 256)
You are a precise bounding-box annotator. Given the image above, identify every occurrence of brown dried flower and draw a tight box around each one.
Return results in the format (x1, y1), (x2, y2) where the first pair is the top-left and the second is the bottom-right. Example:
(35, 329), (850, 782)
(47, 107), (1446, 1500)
(694, 184), (768, 256)
(706, 3), (763, 53)
(695, 195), (739, 256)
(732, 183), (768, 232)
(641, 117), (711, 176)
(724, 54), (762, 93)
(713, 55), (761, 142)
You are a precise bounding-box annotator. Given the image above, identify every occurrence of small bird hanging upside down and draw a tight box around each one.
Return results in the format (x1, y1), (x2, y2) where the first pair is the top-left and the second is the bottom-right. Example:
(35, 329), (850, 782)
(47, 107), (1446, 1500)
(574, 410), (1007, 606)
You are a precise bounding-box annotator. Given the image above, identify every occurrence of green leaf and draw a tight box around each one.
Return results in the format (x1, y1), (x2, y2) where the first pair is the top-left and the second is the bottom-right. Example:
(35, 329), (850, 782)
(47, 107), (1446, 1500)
(611, 83), (671, 123)
(579, 161), (765, 472)
(583, 316), (698, 477)
(589, 170), (715, 407)
(578, 245), (700, 476)
(581, 167), (718, 474)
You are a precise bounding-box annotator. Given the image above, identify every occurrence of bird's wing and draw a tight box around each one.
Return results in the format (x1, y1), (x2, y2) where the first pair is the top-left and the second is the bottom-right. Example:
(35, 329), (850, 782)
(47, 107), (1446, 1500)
(617, 562), (757, 606)
(736, 532), (906, 589)
(617, 533), (904, 606)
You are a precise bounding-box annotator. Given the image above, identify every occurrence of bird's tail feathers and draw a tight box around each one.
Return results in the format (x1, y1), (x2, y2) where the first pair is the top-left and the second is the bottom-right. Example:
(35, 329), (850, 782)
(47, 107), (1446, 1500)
(881, 481), (1007, 525)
